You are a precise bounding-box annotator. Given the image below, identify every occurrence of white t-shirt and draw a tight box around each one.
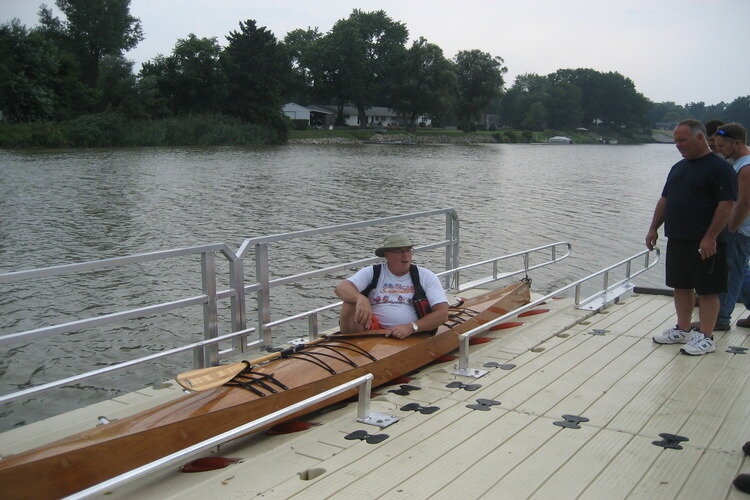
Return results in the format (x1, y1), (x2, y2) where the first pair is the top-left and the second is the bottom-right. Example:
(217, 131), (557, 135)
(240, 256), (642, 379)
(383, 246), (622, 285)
(734, 155), (750, 236)
(346, 264), (448, 328)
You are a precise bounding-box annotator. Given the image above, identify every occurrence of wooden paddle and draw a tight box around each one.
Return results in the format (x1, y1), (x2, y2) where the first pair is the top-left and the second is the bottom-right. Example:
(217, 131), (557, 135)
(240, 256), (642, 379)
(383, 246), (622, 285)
(175, 332), (386, 391)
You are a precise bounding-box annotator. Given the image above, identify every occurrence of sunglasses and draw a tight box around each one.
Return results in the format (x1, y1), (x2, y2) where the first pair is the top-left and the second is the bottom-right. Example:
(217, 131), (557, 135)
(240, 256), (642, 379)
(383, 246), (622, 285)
(716, 129), (736, 140)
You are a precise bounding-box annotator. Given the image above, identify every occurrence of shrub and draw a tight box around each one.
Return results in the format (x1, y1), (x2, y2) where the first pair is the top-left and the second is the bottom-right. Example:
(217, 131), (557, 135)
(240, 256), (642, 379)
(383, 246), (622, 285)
(66, 112), (126, 147)
(291, 119), (307, 130)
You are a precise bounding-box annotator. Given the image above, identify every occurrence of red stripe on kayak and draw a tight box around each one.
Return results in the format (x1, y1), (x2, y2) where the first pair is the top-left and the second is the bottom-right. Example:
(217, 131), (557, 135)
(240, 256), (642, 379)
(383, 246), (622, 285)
(489, 322), (524, 330)
(518, 309), (550, 317)
(469, 337), (493, 345)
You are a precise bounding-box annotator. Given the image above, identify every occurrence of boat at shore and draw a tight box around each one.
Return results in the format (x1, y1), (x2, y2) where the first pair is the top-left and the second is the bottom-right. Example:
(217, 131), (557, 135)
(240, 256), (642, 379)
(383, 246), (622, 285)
(1, 209), (747, 499)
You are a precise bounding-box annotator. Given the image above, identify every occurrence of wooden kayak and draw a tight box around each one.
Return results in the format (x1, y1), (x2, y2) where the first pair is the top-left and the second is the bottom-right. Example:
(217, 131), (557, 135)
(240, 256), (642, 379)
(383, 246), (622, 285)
(0, 280), (530, 499)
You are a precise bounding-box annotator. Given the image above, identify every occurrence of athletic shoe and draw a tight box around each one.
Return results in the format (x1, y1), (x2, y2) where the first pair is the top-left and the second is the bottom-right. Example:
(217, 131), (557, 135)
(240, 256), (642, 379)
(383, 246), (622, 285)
(653, 326), (691, 344)
(743, 441), (750, 456)
(690, 321), (730, 331)
(680, 332), (716, 355)
(734, 474), (750, 494)
(736, 316), (750, 328)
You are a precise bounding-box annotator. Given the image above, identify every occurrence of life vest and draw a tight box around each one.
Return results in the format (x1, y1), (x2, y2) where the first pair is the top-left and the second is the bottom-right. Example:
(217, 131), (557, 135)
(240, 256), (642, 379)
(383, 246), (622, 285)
(361, 264), (432, 319)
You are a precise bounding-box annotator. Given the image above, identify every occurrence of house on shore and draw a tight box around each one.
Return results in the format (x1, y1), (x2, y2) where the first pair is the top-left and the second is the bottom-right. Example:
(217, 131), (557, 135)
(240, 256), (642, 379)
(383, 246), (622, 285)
(282, 103), (431, 128)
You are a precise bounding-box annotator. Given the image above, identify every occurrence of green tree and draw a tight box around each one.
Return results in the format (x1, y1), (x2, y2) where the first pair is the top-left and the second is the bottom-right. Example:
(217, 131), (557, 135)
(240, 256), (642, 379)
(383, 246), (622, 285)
(387, 37), (455, 129)
(0, 19), (58, 121)
(454, 50), (507, 131)
(283, 27), (322, 104)
(220, 19), (291, 141)
(141, 34), (224, 115)
(97, 54), (139, 116)
(39, 0), (143, 85)
(549, 68), (649, 129)
(326, 10), (408, 126)
(724, 96), (750, 129)
(502, 73), (548, 128)
(521, 101), (547, 130)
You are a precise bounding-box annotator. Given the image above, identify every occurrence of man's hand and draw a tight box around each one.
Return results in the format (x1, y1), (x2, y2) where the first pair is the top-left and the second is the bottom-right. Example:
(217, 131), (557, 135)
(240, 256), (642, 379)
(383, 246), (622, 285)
(698, 236), (717, 259)
(646, 229), (658, 251)
(353, 295), (372, 327)
(385, 324), (414, 339)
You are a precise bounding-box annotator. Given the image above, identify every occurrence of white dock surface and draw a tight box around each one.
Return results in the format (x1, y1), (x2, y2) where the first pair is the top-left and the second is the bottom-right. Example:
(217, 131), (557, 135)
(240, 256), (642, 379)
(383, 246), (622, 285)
(3, 291), (747, 499)
(102, 291), (750, 500)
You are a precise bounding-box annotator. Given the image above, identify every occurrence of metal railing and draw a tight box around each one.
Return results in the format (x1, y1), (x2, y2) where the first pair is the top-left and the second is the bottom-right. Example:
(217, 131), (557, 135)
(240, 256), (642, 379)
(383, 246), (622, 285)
(0, 209), (573, 408)
(453, 248), (661, 378)
(0, 244), (241, 369)
(63, 374), (396, 500)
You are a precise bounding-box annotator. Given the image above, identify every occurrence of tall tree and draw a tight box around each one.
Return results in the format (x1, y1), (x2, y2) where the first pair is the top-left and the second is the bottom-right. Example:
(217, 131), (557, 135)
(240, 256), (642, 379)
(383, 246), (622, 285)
(453, 50), (507, 130)
(39, 0), (143, 85)
(0, 20), (58, 121)
(220, 19), (291, 139)
(326, 10), (408, 126)
(141, 34), (223, 115)
(549, 68), (649, 129)
(387, 38), (455, 129)
(283, 27), (322, 104)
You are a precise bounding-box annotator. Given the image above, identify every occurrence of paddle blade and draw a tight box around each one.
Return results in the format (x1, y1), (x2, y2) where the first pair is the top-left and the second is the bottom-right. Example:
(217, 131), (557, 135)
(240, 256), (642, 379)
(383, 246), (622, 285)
(176, 362), (247, 391)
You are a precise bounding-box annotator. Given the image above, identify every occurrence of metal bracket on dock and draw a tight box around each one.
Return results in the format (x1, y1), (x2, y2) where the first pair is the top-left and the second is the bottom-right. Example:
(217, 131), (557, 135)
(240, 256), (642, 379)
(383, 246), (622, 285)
(356, 376), (400, 429)
(357, 412), (399, 428)
(452, 366), (489, 379)
(576, 282), (634, 311)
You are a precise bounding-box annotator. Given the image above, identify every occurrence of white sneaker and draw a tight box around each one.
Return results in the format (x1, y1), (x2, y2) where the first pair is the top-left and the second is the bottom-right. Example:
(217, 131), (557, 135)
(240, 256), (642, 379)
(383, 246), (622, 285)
(680, 332), (716, 355)
(653, 326), (691, 344)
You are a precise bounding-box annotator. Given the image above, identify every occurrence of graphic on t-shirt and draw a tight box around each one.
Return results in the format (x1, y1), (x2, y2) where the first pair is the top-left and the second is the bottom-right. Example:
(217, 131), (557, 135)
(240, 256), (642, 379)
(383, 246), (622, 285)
(371, 281), (416, 307)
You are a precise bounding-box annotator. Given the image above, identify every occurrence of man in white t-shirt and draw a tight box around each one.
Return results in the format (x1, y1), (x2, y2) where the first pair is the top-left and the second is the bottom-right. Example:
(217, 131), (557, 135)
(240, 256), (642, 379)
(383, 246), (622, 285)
(334, 234), (449, 339)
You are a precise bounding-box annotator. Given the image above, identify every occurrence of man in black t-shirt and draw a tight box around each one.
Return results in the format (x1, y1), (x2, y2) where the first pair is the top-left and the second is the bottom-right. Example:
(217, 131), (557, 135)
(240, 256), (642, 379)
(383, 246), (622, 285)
(646, 119), (737, 355)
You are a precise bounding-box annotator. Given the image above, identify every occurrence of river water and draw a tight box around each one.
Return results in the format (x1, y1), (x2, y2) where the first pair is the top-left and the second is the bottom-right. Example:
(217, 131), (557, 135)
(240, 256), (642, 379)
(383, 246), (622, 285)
(0, 143), (677, 430)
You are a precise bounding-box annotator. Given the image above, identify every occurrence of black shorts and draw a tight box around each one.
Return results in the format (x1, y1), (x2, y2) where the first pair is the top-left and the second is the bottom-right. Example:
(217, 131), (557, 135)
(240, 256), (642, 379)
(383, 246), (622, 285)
(665, 238), (727, 295)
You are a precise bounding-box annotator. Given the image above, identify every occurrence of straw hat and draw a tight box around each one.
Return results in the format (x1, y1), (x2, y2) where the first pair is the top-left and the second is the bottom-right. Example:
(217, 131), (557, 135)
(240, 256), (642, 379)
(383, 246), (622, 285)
(375, 234), (414, 257)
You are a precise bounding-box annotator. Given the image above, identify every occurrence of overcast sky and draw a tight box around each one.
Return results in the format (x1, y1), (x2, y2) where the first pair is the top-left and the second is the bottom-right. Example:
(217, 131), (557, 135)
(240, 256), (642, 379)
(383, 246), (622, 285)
(3, 0), (749, 106)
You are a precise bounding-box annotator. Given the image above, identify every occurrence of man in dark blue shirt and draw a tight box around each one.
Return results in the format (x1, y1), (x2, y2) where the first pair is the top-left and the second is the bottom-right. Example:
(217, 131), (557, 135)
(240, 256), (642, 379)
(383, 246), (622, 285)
(646, 119), (737, 355)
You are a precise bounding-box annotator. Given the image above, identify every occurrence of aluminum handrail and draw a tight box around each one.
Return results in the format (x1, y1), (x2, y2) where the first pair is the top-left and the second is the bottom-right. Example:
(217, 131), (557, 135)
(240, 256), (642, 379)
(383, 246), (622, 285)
(453, 248), (661, 375)
(235, 209), (458, 257)
(0, 243), (236, 283)
(0, 326), (256, 405)
(259, 242), (574, 340)
(0, 240), (572, 406)
(436, 241), (572, 290)
(64, 374), (384, 500)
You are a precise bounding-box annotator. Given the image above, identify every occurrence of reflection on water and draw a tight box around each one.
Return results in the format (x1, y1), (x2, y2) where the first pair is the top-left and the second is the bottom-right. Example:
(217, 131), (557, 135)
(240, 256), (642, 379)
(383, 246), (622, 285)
(0, 143), (677, 430)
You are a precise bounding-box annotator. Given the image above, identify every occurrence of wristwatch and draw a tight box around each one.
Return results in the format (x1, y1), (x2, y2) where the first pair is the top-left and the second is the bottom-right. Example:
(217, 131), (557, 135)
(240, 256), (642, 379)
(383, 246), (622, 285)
(410, 322), (419, 332)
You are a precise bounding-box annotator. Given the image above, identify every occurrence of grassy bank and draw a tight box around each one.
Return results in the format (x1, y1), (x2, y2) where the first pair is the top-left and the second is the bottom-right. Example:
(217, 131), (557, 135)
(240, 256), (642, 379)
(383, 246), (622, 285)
(1, 116), (649, 148)
(0, 113), (286, 148)
(288, 127), (641, 144)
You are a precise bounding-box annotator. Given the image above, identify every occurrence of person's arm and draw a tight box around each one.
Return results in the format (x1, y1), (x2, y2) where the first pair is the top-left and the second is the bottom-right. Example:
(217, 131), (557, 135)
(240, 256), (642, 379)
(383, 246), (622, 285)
(334, 280), (372, 327)
(384, 302), (450, 339)
(646, 196), (667, 251)
(729, 167), (750, 232)
(699, 200), (735, 259)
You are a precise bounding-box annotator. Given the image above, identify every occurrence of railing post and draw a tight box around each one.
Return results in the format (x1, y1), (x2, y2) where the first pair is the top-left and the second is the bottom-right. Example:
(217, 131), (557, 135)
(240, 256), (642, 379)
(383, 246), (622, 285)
(308, 313), (319, 340)
(445, 212), (460, 291)
(602, 270), (609, 298)
(229, 258), (247, 353)
(255, 242), (272, 347)
(356, 375), (374, 421)
(200, 251), (219, 368)
(523, 253), (530, 275)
